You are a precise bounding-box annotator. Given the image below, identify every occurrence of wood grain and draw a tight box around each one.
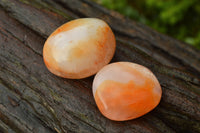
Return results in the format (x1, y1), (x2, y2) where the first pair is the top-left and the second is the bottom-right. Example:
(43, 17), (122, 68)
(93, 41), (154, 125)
(0, 0), (199, 132)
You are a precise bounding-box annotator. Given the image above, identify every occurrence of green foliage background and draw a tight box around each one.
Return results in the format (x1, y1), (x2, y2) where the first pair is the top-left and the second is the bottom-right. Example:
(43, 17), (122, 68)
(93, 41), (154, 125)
(93, 0), (200, 49)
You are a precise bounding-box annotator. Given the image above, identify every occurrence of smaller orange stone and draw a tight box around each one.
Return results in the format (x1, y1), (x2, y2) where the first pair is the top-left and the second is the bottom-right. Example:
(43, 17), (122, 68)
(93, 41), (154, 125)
(92, 62), (162, 121)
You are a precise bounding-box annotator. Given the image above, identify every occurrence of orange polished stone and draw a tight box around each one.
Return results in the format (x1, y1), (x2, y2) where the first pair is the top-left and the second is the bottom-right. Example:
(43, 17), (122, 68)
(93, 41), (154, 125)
(92, 62), (162, 121)
(43, 18), (116, 79)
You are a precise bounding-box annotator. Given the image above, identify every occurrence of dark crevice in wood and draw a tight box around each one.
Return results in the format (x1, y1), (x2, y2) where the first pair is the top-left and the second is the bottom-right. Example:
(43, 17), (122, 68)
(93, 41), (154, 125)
(0, 104), (24, 133)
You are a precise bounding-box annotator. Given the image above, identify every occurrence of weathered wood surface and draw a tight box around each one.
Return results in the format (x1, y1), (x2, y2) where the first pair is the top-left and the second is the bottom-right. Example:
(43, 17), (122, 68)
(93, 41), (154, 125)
(0, 0), (199, 133)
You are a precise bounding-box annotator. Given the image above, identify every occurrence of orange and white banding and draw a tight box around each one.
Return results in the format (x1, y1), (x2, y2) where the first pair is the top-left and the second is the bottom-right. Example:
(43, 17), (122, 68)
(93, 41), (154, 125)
(43, 18), (116, 79)
(93, 62), (162, 121)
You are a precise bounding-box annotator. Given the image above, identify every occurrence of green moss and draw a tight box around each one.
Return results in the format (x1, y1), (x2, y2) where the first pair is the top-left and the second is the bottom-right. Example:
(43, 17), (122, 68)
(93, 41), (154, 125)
(79, 113), (88, 120)
(49, 88), (62, 102)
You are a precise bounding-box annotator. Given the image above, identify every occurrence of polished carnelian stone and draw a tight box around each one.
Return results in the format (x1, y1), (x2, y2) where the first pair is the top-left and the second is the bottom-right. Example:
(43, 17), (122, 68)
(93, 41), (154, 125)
(92, 62), (162, 121)
(43, 18), (115, 79)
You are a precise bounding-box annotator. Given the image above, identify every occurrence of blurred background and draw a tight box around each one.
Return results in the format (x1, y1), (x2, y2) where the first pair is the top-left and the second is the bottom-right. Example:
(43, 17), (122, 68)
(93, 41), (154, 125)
(92, 0), (200, 49)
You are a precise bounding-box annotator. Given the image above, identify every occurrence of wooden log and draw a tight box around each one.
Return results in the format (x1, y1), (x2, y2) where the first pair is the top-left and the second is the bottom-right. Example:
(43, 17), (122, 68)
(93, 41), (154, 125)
(0, 0), (199, 132)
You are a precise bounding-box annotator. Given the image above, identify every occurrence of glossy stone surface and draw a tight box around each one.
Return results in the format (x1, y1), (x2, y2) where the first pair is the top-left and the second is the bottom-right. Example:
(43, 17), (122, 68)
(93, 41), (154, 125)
(43, 18), (116, 79)
(93, 62), (162, 121)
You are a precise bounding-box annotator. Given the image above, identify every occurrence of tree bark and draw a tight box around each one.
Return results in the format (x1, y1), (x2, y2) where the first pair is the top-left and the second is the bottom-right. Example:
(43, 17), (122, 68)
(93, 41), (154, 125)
(0, 0), (199, 133)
